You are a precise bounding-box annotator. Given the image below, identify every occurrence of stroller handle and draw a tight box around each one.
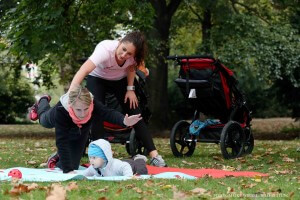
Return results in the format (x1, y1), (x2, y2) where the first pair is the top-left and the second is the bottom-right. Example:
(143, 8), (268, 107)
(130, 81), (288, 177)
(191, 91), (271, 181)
(167, 55), (214, 60)
(77, 57), (88, 64)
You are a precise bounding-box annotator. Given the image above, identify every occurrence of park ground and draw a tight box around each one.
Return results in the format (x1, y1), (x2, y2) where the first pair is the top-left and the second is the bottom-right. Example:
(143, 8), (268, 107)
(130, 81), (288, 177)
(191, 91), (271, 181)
(0, 118), (299, 199)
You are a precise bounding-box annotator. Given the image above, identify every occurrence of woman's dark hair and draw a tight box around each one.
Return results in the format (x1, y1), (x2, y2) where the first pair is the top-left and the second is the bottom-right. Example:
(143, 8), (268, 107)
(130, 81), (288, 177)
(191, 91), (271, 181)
(120, 31), (147, 67)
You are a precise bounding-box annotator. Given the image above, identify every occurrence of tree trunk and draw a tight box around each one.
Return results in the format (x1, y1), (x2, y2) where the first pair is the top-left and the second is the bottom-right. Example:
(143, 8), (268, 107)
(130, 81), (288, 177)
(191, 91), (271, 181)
(148, 0), (181, 129)
(201, 8), (212, 54)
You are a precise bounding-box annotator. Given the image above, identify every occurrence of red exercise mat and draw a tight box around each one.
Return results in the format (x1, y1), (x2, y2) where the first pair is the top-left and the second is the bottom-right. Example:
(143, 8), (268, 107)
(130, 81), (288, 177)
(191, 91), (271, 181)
(146, 165), (268, 178)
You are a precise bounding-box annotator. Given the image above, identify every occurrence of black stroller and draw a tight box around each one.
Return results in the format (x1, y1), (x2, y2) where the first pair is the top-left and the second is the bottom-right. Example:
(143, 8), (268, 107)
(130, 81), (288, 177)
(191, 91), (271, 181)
(167, 55), (253, 159)
(77, 58), (151, 157)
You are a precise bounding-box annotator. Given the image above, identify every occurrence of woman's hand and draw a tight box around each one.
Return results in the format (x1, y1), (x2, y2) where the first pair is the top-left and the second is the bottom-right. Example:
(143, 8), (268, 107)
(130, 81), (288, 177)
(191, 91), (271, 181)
(124, 90), (138, 109)
(123, 114), (142, 126)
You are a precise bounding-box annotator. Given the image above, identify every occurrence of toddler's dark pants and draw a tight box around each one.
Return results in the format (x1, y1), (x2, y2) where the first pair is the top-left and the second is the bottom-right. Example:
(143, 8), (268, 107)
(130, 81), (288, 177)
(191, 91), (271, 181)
(123, 159), (148, 175)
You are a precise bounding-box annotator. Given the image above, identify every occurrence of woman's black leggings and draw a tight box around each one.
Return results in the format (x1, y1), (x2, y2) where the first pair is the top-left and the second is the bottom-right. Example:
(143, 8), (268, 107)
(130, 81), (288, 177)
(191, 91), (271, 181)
(86, 75), (156, 152)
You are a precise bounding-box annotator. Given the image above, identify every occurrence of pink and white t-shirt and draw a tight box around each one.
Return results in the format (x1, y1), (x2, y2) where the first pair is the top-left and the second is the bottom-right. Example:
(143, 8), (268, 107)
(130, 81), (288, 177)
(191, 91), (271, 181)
(89, 40), (136, 80)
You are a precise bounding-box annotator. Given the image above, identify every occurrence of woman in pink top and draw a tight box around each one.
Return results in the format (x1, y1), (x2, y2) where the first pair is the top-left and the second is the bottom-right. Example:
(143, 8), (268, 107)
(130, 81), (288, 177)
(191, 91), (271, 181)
(69, 31), (166, 167)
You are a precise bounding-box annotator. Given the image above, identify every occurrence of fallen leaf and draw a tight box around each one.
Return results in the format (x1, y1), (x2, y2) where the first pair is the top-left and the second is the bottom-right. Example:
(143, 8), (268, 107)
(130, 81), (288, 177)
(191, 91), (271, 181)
(213, 156), (223, 161)
(133, 187), (143, 193)
(190, 187), (207, 194)
(222, 165), (235, 171)
(173, 186), (188, 199)
(275, 170), (290, 175)
(247, 166), (254, 170)
(253, 175), (262, 182)
(182, 160), (195, 166)
(237, 158), (247, 163)
(37, 148), (47, 151)
(9, 184), (29, 196)
(145, 190), (154, 195)
(96, 186), (109, 193)
(66, 181), (78, 191)
(34, 142), (41, 147)
(27, 183), (39, 191)
(125, 184), (136, 189)
(27, 160), (37, 165)
(143, 180), (154, 187)
(227, 187), (234, 193)
(40, 163), (47, 167)
(267, 160), (274, 164)
(156, 182), (166, 187)
(115, 188), (122, 195)
(280, 153), (288, 157)
(282, 157), (295, 163)
(161, 184), (172, 189)
(218, 181), (226, 186)
(46, 183), (66, 200)
(242, 183), (257, 189)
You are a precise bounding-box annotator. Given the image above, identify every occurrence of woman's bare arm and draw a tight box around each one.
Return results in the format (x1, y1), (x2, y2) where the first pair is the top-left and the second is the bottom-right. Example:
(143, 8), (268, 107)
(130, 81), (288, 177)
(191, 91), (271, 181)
(68, 59), (96, 92)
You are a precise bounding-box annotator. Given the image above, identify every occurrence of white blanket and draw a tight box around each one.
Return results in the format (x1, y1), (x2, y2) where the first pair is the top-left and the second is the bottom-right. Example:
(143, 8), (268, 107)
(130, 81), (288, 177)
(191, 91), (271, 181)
(0, 167), (196, 182)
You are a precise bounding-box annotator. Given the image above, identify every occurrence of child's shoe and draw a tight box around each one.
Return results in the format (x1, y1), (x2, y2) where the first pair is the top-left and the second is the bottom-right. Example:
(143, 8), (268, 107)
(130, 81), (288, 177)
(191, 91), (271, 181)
(28, 103), (39, 121)
(150, 155), (167, 167)
(133, 154), (148, 162)
(28, 95), (51, 121)
(47, 152), (59, 169)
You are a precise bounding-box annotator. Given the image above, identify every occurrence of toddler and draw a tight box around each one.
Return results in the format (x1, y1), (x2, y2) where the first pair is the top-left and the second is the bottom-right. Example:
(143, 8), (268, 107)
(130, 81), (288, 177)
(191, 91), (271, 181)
(82, 139), (148, 176)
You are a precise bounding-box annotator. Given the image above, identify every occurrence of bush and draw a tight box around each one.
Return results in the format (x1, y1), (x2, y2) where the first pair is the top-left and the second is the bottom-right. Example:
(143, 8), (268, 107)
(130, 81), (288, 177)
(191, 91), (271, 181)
(0, 73), (35, 124)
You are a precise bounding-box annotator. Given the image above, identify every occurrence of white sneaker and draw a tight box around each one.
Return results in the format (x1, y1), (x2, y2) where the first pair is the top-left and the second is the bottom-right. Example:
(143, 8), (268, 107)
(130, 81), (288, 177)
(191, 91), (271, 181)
(150, 155), (167, 167)
(133, 154), (148, 162)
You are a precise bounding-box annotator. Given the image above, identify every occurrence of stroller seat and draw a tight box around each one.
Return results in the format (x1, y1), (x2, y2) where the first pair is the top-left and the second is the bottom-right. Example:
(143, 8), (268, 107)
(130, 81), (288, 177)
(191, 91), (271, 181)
(175, 78), (210, 88)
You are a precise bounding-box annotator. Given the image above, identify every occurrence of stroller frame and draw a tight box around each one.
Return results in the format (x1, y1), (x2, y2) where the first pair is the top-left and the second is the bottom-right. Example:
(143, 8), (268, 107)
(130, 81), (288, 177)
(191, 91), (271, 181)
(99, 69), (151, 156)
(168, 55), (254, 159)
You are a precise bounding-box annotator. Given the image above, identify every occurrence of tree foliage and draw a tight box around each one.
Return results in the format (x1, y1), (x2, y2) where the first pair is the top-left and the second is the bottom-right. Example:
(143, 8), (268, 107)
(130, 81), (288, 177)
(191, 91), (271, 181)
(1, 0), (154, 88)
(169, 0), (299, 119)
(0, 0), (299, 125)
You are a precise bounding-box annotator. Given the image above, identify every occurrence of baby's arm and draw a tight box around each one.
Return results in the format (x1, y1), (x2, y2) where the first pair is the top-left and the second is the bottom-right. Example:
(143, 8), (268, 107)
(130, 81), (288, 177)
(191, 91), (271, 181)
(81, 165), (97, 177)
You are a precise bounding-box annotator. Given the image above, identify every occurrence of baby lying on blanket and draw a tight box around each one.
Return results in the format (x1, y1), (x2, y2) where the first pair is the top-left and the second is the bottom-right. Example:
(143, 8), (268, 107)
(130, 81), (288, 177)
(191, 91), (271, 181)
(82, 139), (148, 177)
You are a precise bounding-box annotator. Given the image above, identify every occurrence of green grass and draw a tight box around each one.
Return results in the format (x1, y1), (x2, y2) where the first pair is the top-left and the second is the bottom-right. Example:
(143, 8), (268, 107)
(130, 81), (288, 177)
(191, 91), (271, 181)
(0, 137), (299, 199)
(0, 124), (54, 138)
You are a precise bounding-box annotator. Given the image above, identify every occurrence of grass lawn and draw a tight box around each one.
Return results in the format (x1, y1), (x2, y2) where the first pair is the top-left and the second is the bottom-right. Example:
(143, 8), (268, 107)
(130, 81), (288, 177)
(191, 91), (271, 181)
(0, 136), (299, 199)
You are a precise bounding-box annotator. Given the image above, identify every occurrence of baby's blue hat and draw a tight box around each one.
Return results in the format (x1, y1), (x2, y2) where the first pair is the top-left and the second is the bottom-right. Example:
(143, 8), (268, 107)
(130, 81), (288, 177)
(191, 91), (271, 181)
(88, 143), (107, 161)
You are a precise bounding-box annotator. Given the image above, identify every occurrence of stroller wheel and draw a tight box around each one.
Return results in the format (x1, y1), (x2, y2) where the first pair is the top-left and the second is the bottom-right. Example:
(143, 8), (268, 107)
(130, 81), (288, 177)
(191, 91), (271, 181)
(170, 120), (196, 157)
(220, 121), (245, 159)
(129, 129), (148, 157)
(243, 127), (254, 155)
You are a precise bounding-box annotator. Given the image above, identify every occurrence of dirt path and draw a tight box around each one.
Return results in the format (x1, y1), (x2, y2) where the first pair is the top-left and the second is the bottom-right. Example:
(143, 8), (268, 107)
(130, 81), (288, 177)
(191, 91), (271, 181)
(252, 118), (299, 140)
